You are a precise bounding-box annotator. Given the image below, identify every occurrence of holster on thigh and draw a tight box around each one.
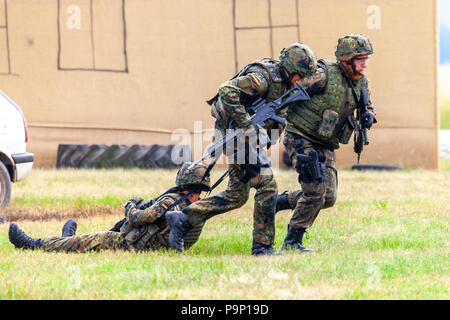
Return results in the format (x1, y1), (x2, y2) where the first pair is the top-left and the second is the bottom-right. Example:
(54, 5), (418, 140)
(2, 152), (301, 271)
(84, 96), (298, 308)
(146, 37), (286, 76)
(293, 135), (326, 184)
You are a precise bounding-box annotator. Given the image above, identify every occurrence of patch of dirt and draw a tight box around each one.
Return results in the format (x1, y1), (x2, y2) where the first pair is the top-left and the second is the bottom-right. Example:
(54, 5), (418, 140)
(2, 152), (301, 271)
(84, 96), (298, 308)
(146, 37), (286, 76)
(0, 207), (122, 224)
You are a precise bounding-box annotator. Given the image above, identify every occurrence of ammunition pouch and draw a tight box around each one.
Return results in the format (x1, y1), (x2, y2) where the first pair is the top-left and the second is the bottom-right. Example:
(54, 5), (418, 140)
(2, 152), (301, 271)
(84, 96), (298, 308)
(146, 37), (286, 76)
(318, 109), (339, 138)
(296, 150), (326, 184)
(121, 221), (169, 250)
(339, 115), (356, 144)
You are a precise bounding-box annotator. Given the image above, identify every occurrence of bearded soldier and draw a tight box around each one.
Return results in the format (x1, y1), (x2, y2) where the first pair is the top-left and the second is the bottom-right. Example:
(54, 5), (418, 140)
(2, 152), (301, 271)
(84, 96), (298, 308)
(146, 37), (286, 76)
(166, 43), (318, 256)
(275, 34), (377, 252)
(8, 162), (211, 253)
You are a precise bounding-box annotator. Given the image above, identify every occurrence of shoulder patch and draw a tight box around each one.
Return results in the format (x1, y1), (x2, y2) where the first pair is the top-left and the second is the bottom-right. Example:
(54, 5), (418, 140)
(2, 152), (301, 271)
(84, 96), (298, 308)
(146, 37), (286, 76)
(250, 72), (266, 87)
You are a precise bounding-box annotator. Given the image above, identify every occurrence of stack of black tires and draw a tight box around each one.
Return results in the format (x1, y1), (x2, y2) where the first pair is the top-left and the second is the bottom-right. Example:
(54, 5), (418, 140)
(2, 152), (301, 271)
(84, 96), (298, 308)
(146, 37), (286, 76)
(56, 144), (192, 169)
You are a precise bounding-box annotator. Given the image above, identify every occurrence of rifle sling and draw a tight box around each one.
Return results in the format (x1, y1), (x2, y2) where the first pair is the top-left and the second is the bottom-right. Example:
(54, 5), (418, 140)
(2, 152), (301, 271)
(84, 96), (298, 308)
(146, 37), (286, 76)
(207, 169), (231, 195)
(343, 75), (362, 109)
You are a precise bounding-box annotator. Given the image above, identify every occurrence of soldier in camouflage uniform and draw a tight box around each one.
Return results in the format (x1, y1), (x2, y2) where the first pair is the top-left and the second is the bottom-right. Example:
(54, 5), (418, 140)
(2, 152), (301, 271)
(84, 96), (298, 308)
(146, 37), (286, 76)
(166, 43), (318, 256)
(8, 162), (211, 253)
(276, 34), (377, 252)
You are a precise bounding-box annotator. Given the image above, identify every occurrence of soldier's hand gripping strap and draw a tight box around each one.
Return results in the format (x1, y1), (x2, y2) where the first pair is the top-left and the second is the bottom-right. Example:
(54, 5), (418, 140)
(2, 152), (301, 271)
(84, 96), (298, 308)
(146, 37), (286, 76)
(109, 218), (126, 232)
(109, 186), (181, 232)
(239, 164), (260, 184)
(235, 137), (268, 184)
(296, 150), (326, 184)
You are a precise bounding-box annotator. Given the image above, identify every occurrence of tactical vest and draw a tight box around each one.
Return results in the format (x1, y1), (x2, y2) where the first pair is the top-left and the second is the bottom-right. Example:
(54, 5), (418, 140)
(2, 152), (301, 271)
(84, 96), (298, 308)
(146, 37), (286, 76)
(119, 193), (204, 251)
(286, 60), (368, 149)
(242, 58), (288, 104)
(120, 193), (181, 251)
(209, 59), (288, 123)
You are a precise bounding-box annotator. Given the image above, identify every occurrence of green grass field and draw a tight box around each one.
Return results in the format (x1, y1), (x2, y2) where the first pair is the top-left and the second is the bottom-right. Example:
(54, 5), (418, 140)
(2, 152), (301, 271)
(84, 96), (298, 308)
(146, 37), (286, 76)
(440, 65), (450, 129)
(0, 166), (448, 300)
(440, 94), (450, 129)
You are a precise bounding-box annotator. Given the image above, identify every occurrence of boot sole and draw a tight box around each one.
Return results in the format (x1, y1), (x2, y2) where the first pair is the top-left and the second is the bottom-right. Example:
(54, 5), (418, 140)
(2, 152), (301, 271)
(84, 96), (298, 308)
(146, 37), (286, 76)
(8, 222), (21, 248)
(61, 219), (78, 237)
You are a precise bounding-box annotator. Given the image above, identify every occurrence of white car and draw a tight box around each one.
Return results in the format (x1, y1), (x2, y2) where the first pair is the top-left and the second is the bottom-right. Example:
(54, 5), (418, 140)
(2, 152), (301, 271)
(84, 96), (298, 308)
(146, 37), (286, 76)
(0, 90), (34, 207)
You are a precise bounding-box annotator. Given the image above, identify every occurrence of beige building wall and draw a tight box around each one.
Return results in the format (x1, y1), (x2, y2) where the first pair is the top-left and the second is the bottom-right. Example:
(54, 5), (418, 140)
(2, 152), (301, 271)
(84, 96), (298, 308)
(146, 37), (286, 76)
(1, 0), (438, 168)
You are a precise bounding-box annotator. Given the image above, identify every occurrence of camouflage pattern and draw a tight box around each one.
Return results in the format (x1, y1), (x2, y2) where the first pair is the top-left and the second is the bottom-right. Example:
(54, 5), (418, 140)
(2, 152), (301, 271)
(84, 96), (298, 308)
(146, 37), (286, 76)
(217, 59), (287, 130)
(335, 34), (374, 62)
(286, 60), (372, 149)
(183, 164), (277, 246)
(41, 193), (204, 252)
(184, 48), (317, 247)
(281, 35), (375, 232)
(180, 56), (310, 247)
(176, 162), (211, 190)
(282, 132), (337, 229)
(41, 231), (129, 252)
(279, 43), (318, 77)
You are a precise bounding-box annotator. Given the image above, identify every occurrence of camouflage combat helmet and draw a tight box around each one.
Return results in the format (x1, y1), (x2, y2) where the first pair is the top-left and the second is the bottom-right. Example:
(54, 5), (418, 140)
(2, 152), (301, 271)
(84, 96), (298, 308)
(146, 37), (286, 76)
(335, 34), (374, 62)
(176, 162), (211, 191)
(279, 43), (318, 78)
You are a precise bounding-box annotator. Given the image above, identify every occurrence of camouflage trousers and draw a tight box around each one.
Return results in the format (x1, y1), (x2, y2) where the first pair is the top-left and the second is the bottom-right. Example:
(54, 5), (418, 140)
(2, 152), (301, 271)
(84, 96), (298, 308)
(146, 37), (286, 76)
(183, 163), (277, 246)
(42, 231), (130, 253)
(283, 131), (338, 229)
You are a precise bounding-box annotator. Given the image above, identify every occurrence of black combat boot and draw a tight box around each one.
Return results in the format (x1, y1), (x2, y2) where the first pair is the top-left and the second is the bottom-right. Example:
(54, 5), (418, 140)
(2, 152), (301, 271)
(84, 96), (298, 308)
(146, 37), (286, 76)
(61, 219), (77, 237)
(281, 225), (313, 253)
(251, 240), (282, 256)
(165, 211), (193, 251)
(275, 192), (291, 213)
(8, 222), (43, 250)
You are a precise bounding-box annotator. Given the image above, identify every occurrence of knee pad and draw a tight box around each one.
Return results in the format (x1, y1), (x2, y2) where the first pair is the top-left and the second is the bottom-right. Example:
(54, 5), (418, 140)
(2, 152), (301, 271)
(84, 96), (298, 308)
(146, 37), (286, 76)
(323, 193), (337, 209)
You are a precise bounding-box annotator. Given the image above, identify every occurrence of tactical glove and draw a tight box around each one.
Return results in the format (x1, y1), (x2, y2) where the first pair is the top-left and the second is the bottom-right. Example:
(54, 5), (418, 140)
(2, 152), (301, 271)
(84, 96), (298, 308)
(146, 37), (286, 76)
(243, 123), (268, 142)
(361, 111), (374, 129)
(136, 200), (153, 210)
(124, 200), (136, 219)
(128, 196), (144, 206)
(239, 164), (260, 183)
(242, 123), (271, 153)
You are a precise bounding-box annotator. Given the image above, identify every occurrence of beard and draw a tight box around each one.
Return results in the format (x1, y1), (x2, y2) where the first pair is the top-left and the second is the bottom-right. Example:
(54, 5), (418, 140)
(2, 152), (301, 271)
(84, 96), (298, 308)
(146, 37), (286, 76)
(340, 60), (364, 81)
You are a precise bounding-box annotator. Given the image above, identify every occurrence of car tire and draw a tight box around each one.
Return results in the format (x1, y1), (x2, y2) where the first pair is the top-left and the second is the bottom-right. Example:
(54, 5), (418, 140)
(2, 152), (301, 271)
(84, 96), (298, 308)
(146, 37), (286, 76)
(0, 161), (11, 207)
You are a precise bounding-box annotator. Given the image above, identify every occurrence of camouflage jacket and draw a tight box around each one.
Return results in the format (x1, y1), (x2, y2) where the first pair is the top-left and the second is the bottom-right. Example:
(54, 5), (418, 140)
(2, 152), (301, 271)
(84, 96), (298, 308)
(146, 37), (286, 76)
(120, 192), (204, 251)
(211, 59), (289, 135)
(286, 60), (375, 149)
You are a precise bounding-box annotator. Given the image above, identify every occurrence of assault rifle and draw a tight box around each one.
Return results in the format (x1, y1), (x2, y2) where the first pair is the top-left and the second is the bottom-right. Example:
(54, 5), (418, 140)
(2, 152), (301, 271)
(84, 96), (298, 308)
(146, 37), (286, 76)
(189, 83), (310, 169)
(353, 87), (370, 164)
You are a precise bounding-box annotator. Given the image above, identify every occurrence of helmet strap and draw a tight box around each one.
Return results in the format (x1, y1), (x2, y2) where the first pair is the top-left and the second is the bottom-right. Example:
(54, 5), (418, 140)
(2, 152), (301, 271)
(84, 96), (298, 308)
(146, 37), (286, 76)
(340, 60), (362, 81)
(279, 66), (292, 86)
(287, 72), (298, 86)
(350, 58), (363, 78)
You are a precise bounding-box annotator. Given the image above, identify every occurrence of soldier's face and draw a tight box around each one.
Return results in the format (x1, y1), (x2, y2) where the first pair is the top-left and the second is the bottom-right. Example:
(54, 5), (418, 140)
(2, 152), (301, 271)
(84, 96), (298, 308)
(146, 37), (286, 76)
(188, 192), (201, 203)
(290, 73), (303, 85)
(342, 55), (369, 80)
(353, 55), (369, 74)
